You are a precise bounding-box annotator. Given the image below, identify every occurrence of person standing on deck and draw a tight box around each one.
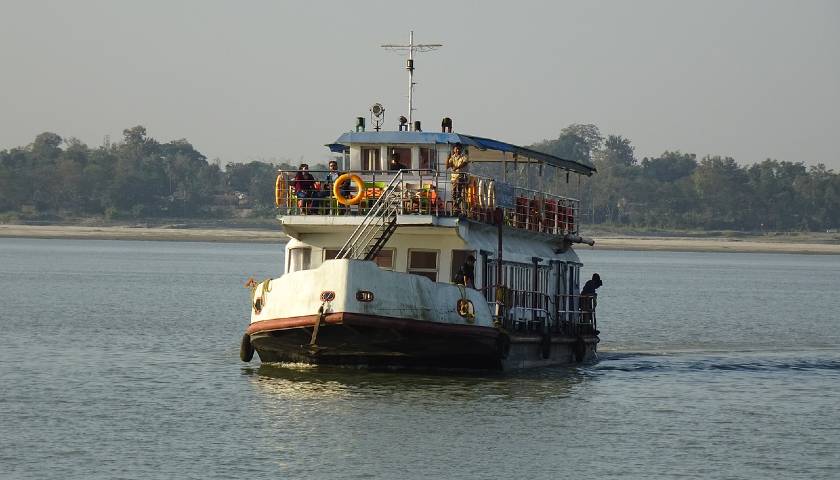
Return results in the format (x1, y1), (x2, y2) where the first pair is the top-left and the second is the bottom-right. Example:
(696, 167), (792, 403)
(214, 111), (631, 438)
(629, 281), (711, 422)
(293, 163), (316, 214)
(322, 160), (348, 214)
(580, 273), (603, 323)
(446, 143), (470, 213)
(454, 255), (476, 289)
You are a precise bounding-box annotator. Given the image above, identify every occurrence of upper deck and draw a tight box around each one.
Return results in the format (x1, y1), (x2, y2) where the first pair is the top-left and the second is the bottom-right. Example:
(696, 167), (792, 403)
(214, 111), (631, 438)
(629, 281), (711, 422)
(276, 131), (596, 238)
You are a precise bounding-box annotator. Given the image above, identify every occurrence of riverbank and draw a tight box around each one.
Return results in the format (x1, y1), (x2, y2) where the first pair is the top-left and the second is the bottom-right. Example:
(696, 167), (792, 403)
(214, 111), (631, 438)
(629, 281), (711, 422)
(0, 224), (285, 243)
(2, 223), (839, 254)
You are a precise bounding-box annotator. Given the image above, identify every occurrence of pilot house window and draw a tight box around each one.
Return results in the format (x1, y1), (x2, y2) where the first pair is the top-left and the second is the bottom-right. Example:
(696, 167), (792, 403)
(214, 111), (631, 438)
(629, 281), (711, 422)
(419, 147), (437, 171)
(388, 147), (411, 171)
(362, 147), (382, 171)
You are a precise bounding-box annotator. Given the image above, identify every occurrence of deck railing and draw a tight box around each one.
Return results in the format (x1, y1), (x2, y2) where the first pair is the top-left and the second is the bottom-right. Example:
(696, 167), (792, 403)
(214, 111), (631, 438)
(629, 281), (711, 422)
(277, 169), (581, 236)
(482, 286), (597, 336)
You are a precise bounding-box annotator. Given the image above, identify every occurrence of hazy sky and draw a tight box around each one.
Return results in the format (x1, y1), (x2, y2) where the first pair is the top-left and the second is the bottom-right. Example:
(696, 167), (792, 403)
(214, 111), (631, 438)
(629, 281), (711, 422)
(1, 0), (838, 169)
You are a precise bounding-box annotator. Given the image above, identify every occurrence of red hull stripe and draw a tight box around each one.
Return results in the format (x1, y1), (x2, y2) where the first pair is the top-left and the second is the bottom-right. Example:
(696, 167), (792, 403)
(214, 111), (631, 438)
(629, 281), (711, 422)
(246, 312), (498, 338)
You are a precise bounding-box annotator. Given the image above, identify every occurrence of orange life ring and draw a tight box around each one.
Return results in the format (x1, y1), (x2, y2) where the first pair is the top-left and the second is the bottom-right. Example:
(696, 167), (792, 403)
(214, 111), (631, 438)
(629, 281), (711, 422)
(275, 174), (287, 207)
(334, 173), (366, 206)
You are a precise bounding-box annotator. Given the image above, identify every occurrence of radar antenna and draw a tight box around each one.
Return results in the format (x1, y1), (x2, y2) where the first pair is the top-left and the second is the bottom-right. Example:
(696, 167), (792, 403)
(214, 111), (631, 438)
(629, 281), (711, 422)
(381, 30), (442, 131)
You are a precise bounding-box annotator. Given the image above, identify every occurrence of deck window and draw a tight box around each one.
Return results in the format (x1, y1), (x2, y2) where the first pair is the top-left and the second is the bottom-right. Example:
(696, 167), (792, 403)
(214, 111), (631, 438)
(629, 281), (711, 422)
(450, 249), (476, 283)
(324, 248), (341, 261)
(288, 247), (311, 273)
(362, 147), (382, 171)
(419, 147), (437, 171)
(374, 248), (395, 270)
(408, 249), (438, 281)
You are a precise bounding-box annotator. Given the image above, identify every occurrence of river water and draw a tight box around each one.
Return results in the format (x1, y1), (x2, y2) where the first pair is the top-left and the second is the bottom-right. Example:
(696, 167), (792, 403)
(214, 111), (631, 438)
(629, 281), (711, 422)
(1, 238), (838, 479)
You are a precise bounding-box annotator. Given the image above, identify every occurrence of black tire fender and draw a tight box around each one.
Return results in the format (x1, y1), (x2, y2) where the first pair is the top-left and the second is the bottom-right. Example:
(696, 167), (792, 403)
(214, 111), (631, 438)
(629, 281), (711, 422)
(240, 333), (254, 362)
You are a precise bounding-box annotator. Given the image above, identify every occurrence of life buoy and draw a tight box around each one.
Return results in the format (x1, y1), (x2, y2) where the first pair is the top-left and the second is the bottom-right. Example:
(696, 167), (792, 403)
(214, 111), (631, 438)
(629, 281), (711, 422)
(456, 298), (475, 323)
(487, 180), (495, 209)
(334, 173), (366, 206)
(477, 179), (486, 208)
(275, 174), (287, 207)
(240, 333), (254, 362)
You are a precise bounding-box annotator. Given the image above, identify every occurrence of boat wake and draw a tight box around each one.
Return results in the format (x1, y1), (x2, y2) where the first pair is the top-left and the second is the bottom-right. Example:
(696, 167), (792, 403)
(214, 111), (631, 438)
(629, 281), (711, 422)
(591, 350), (840, 374)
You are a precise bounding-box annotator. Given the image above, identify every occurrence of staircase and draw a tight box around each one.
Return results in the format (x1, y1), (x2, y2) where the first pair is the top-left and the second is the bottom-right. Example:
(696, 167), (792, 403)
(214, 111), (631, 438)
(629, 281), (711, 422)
(336, 173), (403, 261)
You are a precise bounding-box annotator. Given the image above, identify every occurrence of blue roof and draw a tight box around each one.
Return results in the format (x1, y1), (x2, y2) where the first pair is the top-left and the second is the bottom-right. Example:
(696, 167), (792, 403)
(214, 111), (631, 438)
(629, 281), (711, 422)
(331, 131), (595, 175)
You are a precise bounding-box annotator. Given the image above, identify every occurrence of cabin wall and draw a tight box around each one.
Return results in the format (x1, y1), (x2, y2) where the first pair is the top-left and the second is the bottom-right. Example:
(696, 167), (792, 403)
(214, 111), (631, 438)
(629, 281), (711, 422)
(286, 230), (470, 284)
(285, 221), (583, 304)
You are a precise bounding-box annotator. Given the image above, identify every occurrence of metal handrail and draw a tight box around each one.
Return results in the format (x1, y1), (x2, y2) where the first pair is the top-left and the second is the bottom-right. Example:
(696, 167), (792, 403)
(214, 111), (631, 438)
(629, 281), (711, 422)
(336, 172), (404, 260)
(277, 169), (582, 236)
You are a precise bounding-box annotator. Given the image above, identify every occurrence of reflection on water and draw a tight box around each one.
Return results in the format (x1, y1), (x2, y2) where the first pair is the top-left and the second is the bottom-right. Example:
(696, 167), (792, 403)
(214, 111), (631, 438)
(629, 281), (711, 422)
(246, 362), (586, 403)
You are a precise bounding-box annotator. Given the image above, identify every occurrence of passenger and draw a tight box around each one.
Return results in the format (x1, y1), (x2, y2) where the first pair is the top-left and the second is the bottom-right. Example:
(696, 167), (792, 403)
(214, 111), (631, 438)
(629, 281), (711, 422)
(454, 255), (476, 289)
(293, 163), (316, 214)
(580, 273), (603, 323)
(323, 160), (350, 214)
(446, 143), (470, 213)
(389, 153), (408, 171)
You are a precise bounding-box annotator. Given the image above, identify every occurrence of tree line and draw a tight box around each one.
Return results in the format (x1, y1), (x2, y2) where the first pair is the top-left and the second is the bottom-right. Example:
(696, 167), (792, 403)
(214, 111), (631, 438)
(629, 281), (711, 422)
(2, 124), (838, 231)
(0, 126), (325, 220)
(531, 124), (840, 231)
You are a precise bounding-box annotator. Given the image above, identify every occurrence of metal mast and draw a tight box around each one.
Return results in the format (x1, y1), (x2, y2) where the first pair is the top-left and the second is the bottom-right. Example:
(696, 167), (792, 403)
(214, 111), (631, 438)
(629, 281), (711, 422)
(381, 31), (442, 130)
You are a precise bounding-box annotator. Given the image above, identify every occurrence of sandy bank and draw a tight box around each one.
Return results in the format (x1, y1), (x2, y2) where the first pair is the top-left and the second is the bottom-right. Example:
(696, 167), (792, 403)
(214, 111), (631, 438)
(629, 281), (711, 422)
(582, 236), (840, 255)
(2, 224), (839, 254)
(0, 224), (286, 244)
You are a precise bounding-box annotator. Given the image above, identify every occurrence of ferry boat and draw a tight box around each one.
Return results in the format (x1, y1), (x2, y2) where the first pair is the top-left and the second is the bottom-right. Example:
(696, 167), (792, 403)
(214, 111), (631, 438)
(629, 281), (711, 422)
(239, 35), (600, 370)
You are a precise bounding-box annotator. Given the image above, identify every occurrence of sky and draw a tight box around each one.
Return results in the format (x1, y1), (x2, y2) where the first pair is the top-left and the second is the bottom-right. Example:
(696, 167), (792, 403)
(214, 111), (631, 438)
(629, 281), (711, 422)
(1, 0), (838, 170)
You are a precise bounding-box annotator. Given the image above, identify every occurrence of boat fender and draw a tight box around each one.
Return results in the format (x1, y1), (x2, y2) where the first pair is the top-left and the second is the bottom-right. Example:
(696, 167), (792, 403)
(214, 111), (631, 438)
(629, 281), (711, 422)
(496, 333), (511, 359)
(573, 337), (587, 363)
(240, 333), (254, 362)
(334, 173), (366, 206)
(540, 333), (551, 359)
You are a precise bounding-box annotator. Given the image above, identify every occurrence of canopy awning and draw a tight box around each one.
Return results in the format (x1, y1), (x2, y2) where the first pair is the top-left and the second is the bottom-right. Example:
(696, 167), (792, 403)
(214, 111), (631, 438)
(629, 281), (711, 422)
(330, 131), (595, 175)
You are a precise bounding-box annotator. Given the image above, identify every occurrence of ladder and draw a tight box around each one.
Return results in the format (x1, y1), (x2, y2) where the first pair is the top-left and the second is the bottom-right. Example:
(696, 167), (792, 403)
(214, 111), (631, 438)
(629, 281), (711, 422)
(336, 173), (403, 260)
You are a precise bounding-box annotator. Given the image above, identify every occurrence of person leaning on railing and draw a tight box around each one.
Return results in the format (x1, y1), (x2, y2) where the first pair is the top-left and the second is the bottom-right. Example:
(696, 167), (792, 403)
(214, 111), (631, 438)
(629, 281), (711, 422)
(446, 143), (470, 213)
(580, 273), (603, 323)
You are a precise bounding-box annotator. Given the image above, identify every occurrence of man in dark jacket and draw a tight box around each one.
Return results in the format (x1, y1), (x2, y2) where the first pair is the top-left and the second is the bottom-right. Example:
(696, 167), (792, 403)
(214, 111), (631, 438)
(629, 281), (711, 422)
(454, 255), (476, 289)
(580, 273), (602, 323)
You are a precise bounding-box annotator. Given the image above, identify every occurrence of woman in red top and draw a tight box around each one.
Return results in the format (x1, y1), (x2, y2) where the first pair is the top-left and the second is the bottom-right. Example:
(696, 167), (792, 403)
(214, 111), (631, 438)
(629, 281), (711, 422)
(293, 164), (316, 213)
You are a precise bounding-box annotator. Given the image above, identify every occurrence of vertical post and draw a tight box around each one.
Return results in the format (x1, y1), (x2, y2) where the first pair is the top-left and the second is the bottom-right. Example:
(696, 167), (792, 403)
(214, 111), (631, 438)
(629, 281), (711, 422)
(531, 256), (543, 330)
(479, 249), (491, 297)
(407, 31), (414, 129)
(495, 207), (504, 327)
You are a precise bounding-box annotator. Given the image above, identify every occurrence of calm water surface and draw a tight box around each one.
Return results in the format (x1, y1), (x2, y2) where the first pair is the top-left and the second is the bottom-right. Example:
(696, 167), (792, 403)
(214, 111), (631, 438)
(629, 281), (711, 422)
(1, 238), (838, 479)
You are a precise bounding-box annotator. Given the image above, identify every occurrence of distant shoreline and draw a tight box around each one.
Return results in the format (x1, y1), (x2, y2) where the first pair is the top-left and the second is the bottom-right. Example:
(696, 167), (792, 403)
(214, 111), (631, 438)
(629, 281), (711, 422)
(1, 224), (839, 255)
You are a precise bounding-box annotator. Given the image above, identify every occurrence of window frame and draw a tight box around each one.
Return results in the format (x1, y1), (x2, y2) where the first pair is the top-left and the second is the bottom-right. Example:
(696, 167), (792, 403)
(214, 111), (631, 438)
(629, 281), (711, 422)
(407, 248), (439, 282)
(287, 247), (312, 273)
(388, 146), (412, 171)
(450, 249), (477, 284)
(361, 146), (382, 171)
(419, 147), (437, 171)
